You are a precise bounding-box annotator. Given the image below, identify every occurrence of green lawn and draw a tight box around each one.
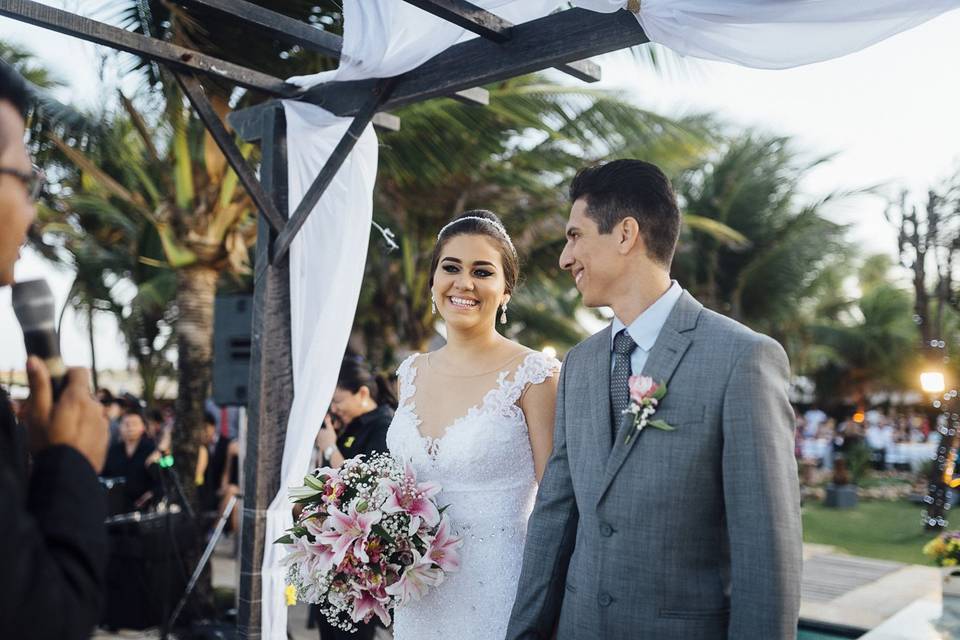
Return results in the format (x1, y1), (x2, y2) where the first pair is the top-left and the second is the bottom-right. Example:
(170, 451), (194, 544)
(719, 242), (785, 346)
(802, 500), (937, 565)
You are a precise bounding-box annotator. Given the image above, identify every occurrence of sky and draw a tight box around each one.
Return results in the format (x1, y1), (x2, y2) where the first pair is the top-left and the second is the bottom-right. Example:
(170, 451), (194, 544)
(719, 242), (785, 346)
(1, 5), (959, 372)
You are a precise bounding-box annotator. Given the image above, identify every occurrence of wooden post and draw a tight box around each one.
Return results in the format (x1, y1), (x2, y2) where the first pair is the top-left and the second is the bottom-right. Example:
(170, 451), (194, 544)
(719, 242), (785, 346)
(238, 104), (294, 639)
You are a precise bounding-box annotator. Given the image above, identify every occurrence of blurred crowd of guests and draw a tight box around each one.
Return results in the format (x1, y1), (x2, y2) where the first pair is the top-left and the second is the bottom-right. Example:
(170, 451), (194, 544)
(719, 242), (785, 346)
(795, 407), (938, 471)
(94, 389), (241, 532)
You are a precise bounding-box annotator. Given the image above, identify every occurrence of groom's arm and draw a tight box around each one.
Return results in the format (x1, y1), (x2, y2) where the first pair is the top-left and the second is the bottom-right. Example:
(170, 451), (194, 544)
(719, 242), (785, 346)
(506, 357), (579, 640)
(722, 335), (802, 640)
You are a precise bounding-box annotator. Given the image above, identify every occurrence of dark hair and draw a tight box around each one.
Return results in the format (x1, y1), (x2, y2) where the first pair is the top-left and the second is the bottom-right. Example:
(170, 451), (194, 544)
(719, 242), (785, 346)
(428, 209), (519, 294)
(0, 62), (30, 120)
(569, 159), (681, 267)
(122, 406), (145, 423)
(203, 411), (218, 427)
(338, 357), (398, 410)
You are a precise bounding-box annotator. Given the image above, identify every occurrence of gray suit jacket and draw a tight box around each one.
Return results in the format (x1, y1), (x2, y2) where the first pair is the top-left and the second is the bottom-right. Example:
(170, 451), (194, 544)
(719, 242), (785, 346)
(506, 291), (802, 640)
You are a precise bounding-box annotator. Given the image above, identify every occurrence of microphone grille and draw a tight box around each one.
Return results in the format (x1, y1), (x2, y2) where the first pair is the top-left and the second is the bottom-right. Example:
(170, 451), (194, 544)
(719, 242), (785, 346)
(11, 279), (57, 330)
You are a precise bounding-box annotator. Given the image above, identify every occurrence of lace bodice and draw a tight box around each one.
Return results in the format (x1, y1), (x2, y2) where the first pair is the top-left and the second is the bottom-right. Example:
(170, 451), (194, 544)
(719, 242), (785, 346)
(386, 350), (560, 640)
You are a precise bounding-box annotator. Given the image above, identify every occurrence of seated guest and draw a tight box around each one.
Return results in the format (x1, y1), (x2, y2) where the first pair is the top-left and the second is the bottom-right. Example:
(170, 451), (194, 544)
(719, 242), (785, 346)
(100, 408), (158, 512)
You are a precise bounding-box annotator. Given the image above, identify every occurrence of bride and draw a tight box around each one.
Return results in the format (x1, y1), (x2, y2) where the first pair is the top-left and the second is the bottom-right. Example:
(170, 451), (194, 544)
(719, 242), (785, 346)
(387, 210), (561, 640)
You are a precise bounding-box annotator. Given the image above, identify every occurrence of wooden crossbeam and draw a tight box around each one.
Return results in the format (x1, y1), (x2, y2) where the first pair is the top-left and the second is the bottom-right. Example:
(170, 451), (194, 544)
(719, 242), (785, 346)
(271, 78), (398, 263)
(402, 0), (602, 82)
(559, 58), (603, 83)
(177, 0), (485, 108)
(403, 0), (511, 42)
(175, 0), (342, 58)
(228, 104), (401, 141)
(174, 72), (287, 234)
(301, 9), (644, 116)
(0, 0), (299, 96)
(448, 86), (489, 106)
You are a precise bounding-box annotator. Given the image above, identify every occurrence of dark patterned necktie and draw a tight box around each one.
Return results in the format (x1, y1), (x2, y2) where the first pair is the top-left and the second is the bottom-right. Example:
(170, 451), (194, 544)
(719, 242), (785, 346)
(611, 329), (637, 438)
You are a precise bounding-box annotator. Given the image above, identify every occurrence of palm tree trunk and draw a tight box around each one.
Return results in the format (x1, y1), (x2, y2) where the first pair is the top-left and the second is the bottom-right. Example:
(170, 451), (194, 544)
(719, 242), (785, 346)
(172, 264), (218, 619)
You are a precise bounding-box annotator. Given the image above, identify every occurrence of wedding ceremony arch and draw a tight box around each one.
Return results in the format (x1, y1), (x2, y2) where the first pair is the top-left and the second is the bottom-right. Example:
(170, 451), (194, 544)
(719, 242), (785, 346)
(1, 1), (957, 638)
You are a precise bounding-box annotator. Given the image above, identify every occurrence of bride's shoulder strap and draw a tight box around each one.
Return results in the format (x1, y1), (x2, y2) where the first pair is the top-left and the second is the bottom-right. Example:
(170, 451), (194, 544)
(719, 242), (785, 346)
(508, 351), (562, 404)
(395, 353), (422, 403)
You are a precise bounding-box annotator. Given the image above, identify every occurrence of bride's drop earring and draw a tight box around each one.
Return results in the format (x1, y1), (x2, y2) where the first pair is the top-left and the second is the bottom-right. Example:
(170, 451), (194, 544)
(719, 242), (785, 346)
(431, 298), (437, 315)
(500, 303), (508, 325)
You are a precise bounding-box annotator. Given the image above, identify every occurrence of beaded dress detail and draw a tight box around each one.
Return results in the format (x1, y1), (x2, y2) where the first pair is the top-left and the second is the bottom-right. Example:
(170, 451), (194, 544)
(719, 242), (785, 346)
(387, 351), (561, 640)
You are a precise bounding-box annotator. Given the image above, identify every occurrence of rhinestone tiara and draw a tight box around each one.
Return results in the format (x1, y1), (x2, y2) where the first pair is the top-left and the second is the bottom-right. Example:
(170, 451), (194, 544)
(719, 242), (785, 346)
(436, 216), (515, 252)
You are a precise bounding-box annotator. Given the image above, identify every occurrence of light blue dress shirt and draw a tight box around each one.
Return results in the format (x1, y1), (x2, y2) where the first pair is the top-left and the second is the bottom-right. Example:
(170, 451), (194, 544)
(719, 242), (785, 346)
(610, 281), (683, 375)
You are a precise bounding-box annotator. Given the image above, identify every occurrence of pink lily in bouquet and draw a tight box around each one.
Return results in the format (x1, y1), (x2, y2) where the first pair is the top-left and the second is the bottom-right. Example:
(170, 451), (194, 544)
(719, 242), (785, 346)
(317, 502), (382, 565)
(385, 548), (443, 603)
(381, 463), (442, 535)
(427, 517), (463, 573)
(351, 587), (392, 626)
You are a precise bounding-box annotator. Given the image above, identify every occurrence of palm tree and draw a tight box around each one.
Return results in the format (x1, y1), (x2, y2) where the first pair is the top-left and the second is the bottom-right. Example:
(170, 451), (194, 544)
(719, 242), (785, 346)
(811, 257), (919, 407)
(672, 132), (855, 353)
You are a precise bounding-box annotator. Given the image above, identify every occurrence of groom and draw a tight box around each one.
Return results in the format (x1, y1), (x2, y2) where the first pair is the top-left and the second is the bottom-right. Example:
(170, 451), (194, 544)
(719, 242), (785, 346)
(506, 160), (801, 639)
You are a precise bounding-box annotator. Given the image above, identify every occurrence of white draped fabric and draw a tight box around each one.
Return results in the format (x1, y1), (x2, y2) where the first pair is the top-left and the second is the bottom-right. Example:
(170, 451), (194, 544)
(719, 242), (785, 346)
(573, 0), (960, 69)
(260, 101), (379, 638)
(261, 1), (960, 637)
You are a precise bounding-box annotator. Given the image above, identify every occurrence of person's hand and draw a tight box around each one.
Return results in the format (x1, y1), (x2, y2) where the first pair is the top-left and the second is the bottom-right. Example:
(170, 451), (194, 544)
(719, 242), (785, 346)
(317, 414), (338, 451)
(22, 357), (109, 473)
(133, 491), (154, 510)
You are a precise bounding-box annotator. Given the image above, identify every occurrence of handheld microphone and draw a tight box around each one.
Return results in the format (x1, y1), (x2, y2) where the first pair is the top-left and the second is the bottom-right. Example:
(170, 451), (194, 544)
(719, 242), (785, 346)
(11, 279), (68, 399)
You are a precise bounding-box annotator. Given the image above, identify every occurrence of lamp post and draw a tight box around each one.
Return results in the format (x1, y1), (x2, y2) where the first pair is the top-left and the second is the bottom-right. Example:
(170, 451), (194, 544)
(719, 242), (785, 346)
(921, 340), (955, 530)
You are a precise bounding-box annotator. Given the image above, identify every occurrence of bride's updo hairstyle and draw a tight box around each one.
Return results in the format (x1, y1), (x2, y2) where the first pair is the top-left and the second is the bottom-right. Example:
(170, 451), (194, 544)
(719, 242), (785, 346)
(428, 209), (520, 294)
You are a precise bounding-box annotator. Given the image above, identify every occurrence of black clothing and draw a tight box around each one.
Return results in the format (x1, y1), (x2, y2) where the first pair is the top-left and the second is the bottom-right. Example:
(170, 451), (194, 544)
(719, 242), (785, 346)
(199, 436), (235, 512)
(317, 404), (394, 640)
(335, 404), (393, 462)
(101, 437), (157, 512)
(0, 388), (107, 639)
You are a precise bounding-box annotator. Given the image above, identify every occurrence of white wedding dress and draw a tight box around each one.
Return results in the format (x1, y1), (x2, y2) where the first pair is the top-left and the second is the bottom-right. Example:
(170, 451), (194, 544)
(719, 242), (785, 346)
(387, 351), (561, 640)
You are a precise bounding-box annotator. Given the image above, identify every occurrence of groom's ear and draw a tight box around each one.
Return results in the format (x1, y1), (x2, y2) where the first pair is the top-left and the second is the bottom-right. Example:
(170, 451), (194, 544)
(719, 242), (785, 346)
(617, 217), (643, 255)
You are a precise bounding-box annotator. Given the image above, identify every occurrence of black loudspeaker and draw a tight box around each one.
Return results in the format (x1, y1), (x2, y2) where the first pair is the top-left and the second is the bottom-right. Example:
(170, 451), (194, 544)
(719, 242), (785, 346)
(213, 294), (253, 406)
(101, 510), (193, 630)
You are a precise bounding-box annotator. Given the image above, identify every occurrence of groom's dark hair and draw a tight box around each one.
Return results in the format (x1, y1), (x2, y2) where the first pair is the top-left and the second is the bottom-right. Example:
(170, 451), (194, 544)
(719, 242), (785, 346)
(569, 159), (680, 267)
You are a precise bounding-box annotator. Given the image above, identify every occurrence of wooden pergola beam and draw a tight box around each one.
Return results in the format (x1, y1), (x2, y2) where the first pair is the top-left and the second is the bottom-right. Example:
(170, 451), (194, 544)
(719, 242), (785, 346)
(176, 0), (343, 58)
(176, 0), (489, 107)
(0, 0), (299, 96)
(403, 0), (511, 42)
(300, 9), (644, 116)
(448, 86), (490, 106)
(402, 0), (602, 82)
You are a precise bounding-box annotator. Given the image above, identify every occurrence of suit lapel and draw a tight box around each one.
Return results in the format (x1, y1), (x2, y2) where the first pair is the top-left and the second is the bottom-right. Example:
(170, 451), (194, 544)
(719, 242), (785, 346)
(596, 291), (701, 505)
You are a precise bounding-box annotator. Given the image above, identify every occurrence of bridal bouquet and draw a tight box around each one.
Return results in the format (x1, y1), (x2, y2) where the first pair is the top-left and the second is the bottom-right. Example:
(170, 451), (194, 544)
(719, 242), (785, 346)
(277, 453), (462, 631)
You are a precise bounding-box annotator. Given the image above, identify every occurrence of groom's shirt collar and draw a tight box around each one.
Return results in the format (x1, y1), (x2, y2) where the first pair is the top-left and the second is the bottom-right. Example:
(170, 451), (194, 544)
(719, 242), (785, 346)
(610, 280), (683, 353)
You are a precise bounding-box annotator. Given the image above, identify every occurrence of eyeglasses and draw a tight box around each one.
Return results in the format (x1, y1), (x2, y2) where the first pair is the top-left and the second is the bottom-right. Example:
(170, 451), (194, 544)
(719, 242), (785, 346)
(0, 164), (45, 200)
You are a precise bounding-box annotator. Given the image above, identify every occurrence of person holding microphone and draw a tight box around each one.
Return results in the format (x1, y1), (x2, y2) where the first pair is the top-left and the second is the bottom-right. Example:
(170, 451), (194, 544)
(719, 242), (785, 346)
(0, 62), (110, 639)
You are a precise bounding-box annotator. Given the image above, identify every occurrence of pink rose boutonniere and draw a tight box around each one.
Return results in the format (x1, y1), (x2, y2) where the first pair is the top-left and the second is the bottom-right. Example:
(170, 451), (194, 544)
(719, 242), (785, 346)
(623, 375), (675, 444)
